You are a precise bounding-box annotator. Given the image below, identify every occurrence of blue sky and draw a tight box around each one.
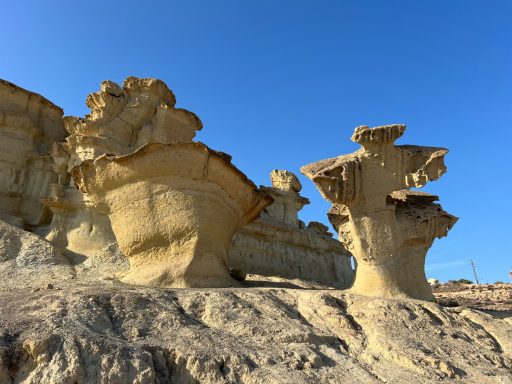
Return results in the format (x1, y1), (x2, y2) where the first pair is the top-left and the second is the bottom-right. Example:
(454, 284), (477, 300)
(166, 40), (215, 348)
(1, 1), (511, 283)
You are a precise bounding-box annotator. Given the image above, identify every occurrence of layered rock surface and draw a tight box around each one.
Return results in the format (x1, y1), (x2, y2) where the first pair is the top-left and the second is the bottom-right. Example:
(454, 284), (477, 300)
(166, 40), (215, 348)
(1, 220), (510, 383)
(229, 170), (354, 288)
(301, 124), (458, 301)
(434, 283), (512, 314)
(0, 80), (66, 227)
(0, 267), (510, 383)
(44, 76), (204, 257)
(73, 142), (272, 288)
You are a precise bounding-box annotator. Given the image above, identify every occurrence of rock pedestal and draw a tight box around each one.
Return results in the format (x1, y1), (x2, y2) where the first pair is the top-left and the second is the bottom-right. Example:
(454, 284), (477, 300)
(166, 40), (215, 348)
(73, 142), (272, 288)
(301, 124), (457, 301)
(44, 77), (203, 256)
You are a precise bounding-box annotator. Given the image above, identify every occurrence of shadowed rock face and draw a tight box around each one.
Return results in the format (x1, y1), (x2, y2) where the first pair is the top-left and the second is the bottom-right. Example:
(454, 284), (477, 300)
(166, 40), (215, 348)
(0, 80), (66, 227)
(301, 124), (457, 301)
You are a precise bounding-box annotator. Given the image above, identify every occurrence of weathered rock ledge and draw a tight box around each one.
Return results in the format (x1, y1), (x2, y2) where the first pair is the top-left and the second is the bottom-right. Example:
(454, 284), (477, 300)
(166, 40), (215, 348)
(0, 219), (511, 383)
(1, 282), (511, 383)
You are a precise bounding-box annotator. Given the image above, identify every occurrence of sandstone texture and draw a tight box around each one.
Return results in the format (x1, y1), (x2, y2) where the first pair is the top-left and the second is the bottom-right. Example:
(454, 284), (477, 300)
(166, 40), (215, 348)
(73, 142), (272, 288)
(2, 78), (503, 383)
(229, 170), (354, 288)
(0, 80), (66, 227)
(43, 185), (117, 258)
(63, 77), (202, 167)
(301, 124), (458, 301)
(0, 220), (74, 287)
(32, 76), (272, 288)
(1, 219), (510, 383)
(0, 273), (511, 383)
(44, 77), (203, 258)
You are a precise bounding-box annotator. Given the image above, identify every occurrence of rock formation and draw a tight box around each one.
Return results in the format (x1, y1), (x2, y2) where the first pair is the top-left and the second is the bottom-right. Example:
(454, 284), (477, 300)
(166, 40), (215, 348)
(0, 219), (74, 288)
(63, 77), (203, 166)
(264, 170), (310, 227)
(73, 142), (272, 287)
(229, 170), (354, 287)
(301, 124), (458, 301)
(1, 78), (511, 384)
(60, 77), (272, 287)
(0, 272), (510, 383)
(43, 183), (117, 258)
(0, 80), (66, 228)
(44, 77), (204, 257)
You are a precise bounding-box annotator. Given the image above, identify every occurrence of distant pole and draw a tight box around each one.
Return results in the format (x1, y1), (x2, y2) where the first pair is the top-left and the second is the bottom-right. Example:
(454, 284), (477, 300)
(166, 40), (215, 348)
(469, 260), (480, 284)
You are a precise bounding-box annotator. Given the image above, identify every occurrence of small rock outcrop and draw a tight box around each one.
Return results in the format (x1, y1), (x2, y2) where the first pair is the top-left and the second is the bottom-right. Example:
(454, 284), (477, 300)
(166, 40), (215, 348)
(0, 80), (66, 227)
(229, 170), (354, 287)
(0, 219), (74, 287)
(301, 124), (458, 301)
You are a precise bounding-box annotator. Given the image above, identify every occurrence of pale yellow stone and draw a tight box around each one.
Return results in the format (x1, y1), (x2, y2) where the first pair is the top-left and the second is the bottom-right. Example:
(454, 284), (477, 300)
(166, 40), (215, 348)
(43, 185), (116, 257)
(44, 77), (203, 256)
(229, 170), (354, 287)
(0, 80), (66, 226)
(64, 76), (202, 168)
(73, 142), (272, 288)
(301, 124), (457, 301)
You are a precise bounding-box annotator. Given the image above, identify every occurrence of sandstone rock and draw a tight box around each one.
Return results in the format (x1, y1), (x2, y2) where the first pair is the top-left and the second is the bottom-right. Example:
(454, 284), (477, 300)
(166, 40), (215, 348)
(264, 170), (309, 227)
(434, 283), (512, 314)
(0, 80), (66, 227)
(43, 185), (117, 257)
(77, 242), (130, 279)
(0, 279), (510, 383)
(64, 76), (202, 167)
(0, 219), (74, 288)
(73, 142), (272, 288)
(229, 170), (354, 288)
(301, 124), (457, 301)
(44, 76), (203, 257)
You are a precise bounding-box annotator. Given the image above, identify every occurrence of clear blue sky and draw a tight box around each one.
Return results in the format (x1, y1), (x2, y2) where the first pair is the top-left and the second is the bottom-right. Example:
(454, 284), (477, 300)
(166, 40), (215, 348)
(1, 1), (511, 283)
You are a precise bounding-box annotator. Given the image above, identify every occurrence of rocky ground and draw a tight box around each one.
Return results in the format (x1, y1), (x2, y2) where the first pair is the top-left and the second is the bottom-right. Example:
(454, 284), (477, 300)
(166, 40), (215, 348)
(1, 220), (511, 383)
(434, 283), (512, 316)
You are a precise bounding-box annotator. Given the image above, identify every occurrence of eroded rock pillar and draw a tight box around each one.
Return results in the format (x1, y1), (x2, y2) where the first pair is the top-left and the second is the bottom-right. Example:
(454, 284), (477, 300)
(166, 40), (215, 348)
(301, 124), (457, 301)
(74, 143), (272, 287)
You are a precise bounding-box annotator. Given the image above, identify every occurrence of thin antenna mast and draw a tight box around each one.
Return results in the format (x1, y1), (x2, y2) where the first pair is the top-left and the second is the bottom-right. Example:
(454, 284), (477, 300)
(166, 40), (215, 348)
(469, 259), (480, 284)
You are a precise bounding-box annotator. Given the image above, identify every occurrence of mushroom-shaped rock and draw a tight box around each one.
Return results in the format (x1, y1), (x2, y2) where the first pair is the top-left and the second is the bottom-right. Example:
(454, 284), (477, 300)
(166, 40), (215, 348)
(44, 77), (203, 257)
(301, 124), (457, 301)
(73, 142), (272, 288)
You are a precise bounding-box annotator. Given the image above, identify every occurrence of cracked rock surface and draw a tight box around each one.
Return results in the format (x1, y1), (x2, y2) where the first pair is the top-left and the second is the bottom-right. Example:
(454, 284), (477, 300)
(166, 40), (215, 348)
(1, 282), (511, 383)
(0, 220), (511, 383)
